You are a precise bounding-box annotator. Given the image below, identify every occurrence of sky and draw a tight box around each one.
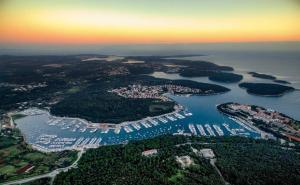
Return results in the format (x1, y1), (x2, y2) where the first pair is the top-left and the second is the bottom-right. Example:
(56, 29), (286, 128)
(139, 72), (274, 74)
(0, 0), (300, 48)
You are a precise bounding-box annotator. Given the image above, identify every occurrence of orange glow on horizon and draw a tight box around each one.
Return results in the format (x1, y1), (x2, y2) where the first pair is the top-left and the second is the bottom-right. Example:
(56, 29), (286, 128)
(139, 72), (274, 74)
(1, 1), (300, 44)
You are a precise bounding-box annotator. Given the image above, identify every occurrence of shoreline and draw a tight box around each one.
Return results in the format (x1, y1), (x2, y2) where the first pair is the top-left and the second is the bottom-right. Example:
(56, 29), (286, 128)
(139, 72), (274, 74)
(11, 102), (187, 152)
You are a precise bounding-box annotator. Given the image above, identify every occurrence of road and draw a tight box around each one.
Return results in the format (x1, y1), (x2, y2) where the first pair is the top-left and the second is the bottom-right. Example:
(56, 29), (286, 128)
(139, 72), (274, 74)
(2, 149), (85, 185)
(210, 158), (230, 185)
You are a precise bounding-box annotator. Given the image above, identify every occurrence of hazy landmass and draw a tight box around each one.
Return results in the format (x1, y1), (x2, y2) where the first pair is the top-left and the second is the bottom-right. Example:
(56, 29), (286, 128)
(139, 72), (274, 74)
(248, 72), (291, 84)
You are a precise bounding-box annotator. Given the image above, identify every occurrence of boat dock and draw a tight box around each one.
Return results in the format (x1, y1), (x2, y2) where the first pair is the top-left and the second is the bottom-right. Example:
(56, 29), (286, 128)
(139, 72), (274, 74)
(204, 124), (216, 136)
(148, 118), (159, 126)
(114, 127), (121, 134)
(174, 113), (185, 119)
(196, 124), (207, 136)
(222, 123), (237, 135)
(158, 117), (168, 123)
(212, 124), (224, 136)
(188, 124), (197, 135)
(124, 125), (134, 133)
(131, 122), (141, 130)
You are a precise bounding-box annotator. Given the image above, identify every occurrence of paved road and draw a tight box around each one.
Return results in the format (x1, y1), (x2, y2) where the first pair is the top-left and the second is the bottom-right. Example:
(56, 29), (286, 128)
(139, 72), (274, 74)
(2, 150), (85, 185)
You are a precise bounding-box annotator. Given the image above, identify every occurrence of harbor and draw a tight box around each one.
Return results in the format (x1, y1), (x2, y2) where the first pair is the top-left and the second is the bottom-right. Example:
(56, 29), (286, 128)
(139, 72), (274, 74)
(14, 99), (260, 152)
(14, 83), (282, 153)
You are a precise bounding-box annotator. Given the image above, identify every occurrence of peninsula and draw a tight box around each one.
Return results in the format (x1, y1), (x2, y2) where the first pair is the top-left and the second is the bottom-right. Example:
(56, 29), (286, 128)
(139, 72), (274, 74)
(217, 102), (300, 142)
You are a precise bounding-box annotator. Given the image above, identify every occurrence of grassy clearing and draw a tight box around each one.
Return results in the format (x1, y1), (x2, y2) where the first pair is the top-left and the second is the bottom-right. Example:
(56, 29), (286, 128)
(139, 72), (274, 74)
(24, 153), (45, 161)
(0, 131), (77, 183)
(0, 165), (16, 174)
(67, 86), (81, 94)
(169, 170), (184, 182)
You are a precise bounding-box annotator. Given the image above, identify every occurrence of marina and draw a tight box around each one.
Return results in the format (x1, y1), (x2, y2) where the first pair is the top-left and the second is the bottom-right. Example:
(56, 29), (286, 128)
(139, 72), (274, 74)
(212, 124), (224, 136)
(188, 124), (197, 135)
(15, 83), (279, 152)
(204, 124), (216, 136)
(223, 123), (237, 135)
(15, 105), (259, 152)
(196, 124), (207, 136)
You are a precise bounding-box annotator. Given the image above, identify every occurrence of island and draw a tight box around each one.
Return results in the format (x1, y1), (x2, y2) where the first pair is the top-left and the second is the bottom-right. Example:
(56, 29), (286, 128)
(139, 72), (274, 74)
(248, 72), (291, 84)
(178, 68), (243, 83)
(178, 67), (243, 83)
(208, 72), (243, 83)
(217, 102), (300, 142)
(239, 82), (294, 96)
(273, 79), (291, 84)
(248, 72), (276, 80)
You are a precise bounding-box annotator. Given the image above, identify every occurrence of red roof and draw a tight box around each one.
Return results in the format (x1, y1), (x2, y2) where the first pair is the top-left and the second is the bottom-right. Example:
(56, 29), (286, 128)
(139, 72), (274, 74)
(16, 164), (33, 174)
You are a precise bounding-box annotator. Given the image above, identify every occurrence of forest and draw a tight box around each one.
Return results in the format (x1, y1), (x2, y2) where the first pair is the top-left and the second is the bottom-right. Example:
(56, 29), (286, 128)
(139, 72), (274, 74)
(0, 55), (231, 123)
(53, 135), (300, 185)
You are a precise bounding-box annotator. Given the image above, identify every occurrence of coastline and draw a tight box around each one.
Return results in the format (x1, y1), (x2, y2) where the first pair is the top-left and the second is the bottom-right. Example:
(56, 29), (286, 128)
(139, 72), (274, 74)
(12, 102), (187, 152)
(216, 104), (269, 139)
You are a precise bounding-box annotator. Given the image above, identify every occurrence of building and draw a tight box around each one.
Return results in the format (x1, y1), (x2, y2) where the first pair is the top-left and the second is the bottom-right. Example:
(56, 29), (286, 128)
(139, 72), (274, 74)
(142, 149), (158, 157)
(199, 148), (215, 159)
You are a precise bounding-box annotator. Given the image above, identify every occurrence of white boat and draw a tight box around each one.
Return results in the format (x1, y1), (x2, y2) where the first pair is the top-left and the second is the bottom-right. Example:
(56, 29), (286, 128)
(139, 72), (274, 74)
(188, 124), (197, 135)
(204, 124), (216, 136)
(88, 138), (97, 145)
(148, 119), (159, 126)
(183, 111), (193, 116)
(158, 117), (168, 123)
(114, 127), (121, 134)
(79, 127), (87, 132)
(101, 128), (109, 133)
(140, 121), (149, 128)
(96, 138), (102, 145)
(212, 124), (224, 136)
(81, 138), (90, 145)
(124, 125), (133, 133)
(89, 128), (97, 133)
(71, 127), (77, 132)
(131, 123), (141, 130)
(174, 113), (185, 119)
(166, 115), (176, 121)
(73, 137), (84, 146)
(196, 124), (207, 136)
(222, 123), (236, 135)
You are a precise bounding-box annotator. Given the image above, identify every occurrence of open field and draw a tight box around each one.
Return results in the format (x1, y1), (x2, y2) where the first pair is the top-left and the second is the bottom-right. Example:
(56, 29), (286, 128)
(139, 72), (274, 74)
(0, 130), (77, 183)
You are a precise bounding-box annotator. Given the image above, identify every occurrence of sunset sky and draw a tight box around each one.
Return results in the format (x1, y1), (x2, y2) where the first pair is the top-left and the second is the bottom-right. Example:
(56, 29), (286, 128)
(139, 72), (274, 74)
(1, 0), (300, 45)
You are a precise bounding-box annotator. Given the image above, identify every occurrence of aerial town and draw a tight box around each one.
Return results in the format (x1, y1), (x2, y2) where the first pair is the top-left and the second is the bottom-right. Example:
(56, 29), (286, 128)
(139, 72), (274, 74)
(109, 84), (207, 101)
(218, 102), (300, 142)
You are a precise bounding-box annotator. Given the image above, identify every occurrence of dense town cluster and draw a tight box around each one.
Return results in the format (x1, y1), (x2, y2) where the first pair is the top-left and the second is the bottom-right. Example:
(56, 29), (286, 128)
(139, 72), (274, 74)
(223, 103), (300, 141)
(109, 84), (206, 100)
(8, 82), (48, 92)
